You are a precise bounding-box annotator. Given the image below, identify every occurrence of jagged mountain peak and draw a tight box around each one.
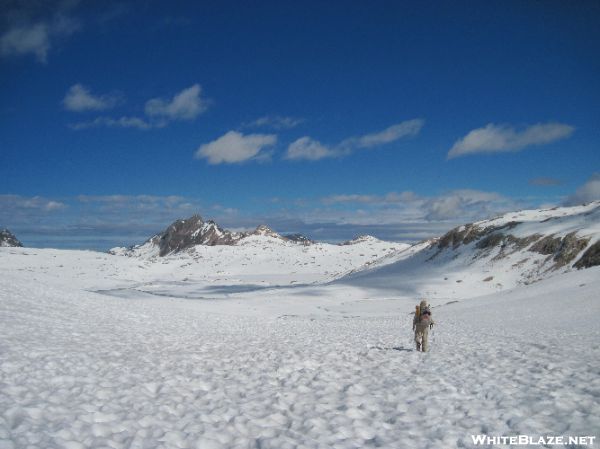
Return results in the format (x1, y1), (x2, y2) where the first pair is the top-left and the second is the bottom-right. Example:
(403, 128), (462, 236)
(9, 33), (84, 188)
(0, 229), (23, 248)
(111, 215), (317, 257)
(143, 215), (237, 256)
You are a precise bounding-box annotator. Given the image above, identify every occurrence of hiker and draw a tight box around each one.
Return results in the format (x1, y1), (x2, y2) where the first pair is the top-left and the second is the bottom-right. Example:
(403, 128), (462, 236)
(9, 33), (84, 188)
(413, 299), (434, 352)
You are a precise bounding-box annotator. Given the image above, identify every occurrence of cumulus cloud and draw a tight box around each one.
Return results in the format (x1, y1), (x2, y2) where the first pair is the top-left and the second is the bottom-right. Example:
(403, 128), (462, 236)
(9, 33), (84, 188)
(63, 84), (120, 112)
(145, 84), (207, 121)
(244, 115), (304, 130)
(448, 122), (575, 159)
(564, 173), (600, 206)
(0, 3), (81, 63)
(285, 119), (423, 161)
(194, 131), (277, 164)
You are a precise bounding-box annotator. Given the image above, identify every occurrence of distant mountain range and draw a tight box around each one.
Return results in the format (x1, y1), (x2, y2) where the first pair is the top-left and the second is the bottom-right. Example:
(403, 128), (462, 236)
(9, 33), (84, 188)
(110, 215), (332, 257)
(0, 229), (22, 248)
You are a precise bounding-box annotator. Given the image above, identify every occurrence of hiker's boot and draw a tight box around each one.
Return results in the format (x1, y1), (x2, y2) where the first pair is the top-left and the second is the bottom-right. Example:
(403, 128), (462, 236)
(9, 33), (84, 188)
(416, 342), (421, 352)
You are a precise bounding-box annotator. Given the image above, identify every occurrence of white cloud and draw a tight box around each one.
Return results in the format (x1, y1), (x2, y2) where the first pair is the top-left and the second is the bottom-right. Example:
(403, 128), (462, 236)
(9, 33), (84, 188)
(564, 173), (600, 206)
(63, 84), (120, 112)
(69, 116), (153, 130)
(69, 84), (208, 131)
(342, 119), (424, 149)
(285, 119), (423, 161)
(195, 131), (277, 164)
(285, 137), (338, 161)
(145, 84), (207, 121)
(0, 23), (49, 62)
(244, 115), (304, 129)
(448, 122), (575, 159)
(0, 12), (80, 63)
(424, 190), (509, 221)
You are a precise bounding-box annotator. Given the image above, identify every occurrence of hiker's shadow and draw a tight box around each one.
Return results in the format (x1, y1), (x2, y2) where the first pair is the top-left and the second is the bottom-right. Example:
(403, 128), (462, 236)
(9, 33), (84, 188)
(392, 346), (413, 352)
(370, 346), (414, 352)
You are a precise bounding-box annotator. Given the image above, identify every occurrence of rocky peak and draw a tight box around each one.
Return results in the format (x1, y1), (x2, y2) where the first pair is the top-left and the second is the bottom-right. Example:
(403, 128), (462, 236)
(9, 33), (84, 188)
(150, 215), (238, 256)
(0, 229), (22, 247)
(250, 225), (281, 238)
(114, 215), (316, 257)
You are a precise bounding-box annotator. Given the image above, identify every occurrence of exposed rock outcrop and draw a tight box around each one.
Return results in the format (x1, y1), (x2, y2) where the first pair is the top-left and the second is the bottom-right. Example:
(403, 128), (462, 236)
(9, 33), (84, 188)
(283, 233), (314, 245)
(428, 204), (598, 274)
(529, 232), (590, 269)
(574, 241), (600, 269)
(149, 215), (241, 257)
(0, 229), (22, 247)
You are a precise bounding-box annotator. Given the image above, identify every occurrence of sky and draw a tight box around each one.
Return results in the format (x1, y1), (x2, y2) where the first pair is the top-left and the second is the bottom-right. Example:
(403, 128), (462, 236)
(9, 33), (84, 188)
(1, 0), (599, 250)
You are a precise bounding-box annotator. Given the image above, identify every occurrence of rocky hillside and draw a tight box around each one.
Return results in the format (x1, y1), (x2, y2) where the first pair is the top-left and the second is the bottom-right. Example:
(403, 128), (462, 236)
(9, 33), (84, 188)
(339, 201), (600, 298)
(0, 229), (22, 248)
(430, 201), (600, 272)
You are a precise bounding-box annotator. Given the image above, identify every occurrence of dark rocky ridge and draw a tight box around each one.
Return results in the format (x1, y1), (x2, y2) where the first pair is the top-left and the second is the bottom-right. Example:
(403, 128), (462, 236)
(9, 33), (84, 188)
(0, 229), (22, 247)
(430, 220), (597, 271)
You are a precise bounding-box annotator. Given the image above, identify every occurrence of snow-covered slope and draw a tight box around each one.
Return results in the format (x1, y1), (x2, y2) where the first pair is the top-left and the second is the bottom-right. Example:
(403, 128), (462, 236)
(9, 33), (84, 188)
(339, 201), (600, 300)
(1, 245), (599, 448)
(0, 237), (409, 295)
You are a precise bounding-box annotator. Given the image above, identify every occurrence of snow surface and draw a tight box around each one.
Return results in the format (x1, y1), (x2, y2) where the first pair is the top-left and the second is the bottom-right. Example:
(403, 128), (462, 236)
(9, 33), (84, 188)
(1, 205), (599, 448)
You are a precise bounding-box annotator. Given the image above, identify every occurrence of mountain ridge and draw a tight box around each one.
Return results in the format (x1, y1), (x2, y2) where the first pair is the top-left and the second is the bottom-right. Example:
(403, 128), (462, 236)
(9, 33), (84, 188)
(338, 200), (600, 297)
(109, 214), (385, 257)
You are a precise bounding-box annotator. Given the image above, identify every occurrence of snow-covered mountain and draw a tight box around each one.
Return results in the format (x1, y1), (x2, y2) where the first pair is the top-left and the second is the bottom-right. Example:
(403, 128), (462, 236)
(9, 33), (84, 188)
(0, 229), (22, 247)
(110, 215), (319, 257)
(340, 201), (600, 298)
(109, 214), (397, 264)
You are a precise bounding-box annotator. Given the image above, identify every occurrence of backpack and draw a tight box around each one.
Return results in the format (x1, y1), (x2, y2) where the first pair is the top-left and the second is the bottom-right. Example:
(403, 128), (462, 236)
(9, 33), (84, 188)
(415, 303), (431, 323)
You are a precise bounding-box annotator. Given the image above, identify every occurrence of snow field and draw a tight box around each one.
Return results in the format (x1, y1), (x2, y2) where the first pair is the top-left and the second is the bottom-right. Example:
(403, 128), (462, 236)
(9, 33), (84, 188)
(2, 265), (599, 449)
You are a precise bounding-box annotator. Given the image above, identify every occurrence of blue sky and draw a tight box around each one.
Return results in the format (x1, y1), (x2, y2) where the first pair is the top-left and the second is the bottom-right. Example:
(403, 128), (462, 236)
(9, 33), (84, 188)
(1, 1), (599, 249)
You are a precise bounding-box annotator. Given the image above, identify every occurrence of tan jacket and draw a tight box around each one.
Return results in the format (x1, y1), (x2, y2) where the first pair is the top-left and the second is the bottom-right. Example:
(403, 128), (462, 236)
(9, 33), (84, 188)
(413, 312), (434, 330)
